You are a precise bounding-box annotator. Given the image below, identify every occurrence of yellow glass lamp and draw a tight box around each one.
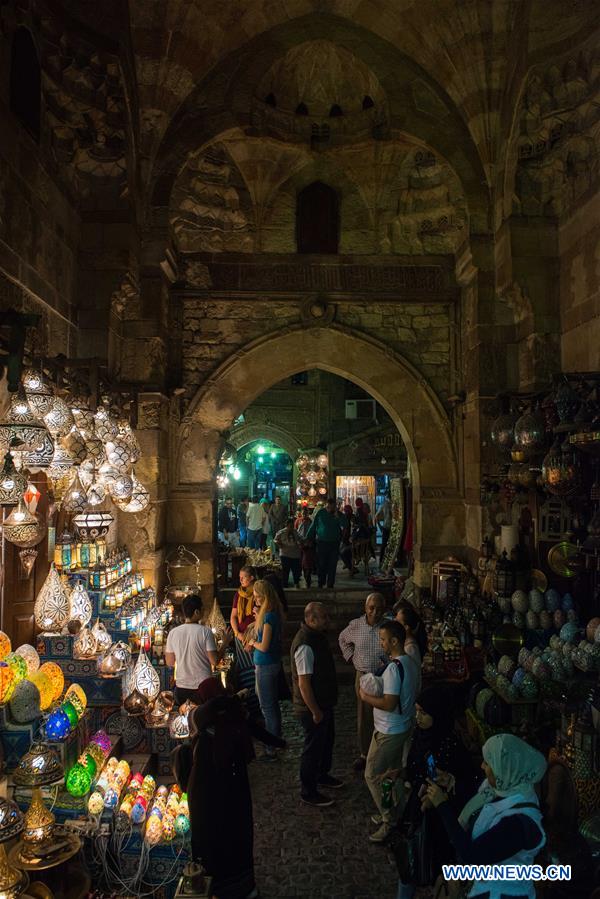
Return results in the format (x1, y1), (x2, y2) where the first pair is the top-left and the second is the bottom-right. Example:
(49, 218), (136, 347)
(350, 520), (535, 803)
(0, 632), (11, 662)
(29, 672), (54, 711)
(64, 683), (87, 717)
(0, 663), (14, 705)
(38, 662), (64, 702)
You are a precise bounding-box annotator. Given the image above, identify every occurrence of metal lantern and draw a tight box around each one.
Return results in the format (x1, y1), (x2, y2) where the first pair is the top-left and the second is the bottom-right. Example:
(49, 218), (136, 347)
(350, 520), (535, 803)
(46, 443), (76, 482)
(34, 566), (71, 634)
(541, 438), (582, 497)
(72, 510), (114, 540)
(22, 368), (54, 418)
(61, 473), (88, 514)
(494, 551), (516, 598)
(43, 397), (74, 437)
(73, 627), (97, 659)
(97, 642), (131, 677)
(115, 474), (150, 513)
(1, 501), (44, 547)
(513, 407), (546, 458)
(0, 453), (27, 505)
(132, 649), (160, 701)
(109, 471), (134, 501)
(69, 581), (92, 628)
(20, 430), (55, 471)
(106, 438), (133, 472)
(91, 619), (112, 653)
(94, 406), (119, 442)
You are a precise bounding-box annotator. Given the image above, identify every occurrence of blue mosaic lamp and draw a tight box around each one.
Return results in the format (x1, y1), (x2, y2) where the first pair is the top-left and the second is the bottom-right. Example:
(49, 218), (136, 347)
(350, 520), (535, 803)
(45, 707), (72, 742)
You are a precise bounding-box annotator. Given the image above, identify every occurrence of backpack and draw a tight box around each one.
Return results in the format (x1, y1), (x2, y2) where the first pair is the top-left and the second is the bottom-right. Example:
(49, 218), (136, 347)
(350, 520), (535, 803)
(388, 657), (406, 714)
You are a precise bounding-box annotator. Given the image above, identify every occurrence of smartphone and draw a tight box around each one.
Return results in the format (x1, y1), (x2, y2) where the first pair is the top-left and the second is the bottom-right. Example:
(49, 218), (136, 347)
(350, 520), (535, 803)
(426, 753), (437, 781)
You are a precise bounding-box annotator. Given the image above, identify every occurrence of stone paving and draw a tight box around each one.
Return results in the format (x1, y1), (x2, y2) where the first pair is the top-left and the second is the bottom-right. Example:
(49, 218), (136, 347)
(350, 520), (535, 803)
(250, 686), (402, 899)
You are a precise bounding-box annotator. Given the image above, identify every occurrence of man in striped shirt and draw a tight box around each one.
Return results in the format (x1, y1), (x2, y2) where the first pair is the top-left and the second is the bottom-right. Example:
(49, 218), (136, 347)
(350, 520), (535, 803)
(338, 593), (387, 771)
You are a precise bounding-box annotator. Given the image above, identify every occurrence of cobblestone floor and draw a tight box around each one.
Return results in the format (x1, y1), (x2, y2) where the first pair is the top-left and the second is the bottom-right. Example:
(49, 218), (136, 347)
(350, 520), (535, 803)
(249, 686), (402, 899)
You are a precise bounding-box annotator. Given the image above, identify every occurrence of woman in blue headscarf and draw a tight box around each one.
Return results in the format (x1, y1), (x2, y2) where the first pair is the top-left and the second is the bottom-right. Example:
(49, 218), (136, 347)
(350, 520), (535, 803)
(426, 733), (547, 899)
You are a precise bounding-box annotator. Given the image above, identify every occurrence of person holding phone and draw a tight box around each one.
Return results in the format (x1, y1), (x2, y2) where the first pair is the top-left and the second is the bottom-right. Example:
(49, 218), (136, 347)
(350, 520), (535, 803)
(393, 686), (480, 899)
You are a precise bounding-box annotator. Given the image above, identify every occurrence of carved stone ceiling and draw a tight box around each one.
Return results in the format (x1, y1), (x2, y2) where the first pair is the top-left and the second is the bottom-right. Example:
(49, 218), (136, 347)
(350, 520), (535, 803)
(170, 132), (467, 256)
(129, 0), (600, 187)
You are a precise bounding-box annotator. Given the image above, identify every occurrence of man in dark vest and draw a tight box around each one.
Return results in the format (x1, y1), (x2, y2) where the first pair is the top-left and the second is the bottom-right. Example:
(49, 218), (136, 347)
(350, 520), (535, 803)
(290, 601), (344, 807)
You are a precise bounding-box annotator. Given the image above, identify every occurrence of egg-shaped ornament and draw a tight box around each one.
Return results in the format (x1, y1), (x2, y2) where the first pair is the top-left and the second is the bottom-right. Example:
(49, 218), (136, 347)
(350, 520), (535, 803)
(65, 685), (87, 716)
(528, 589), (544, 614)
(108, 472), (134, 502)
(512, 667), (527, 689)
(0, 631), (11, 661)
(525, 611), (540, 630)
(585, 617), (599, 642)
(34, 566), (70, 634)
(69, 582), (92, 628)
(88, 792), (105, 816)
(174, 813), (190, 836)
(6, 653), (27, 684)
(561, 593), (574, 612)
(115, 474), (150, 514)
(553, 609), (565, 629)
(512, 611), (525, 629)
(14, 644), (40, 677)
(566, 609), (578, 624)
(539, 611), (553, 630)
(560, 622), (581, 644)
(91, 620), (112, 654)
(39, 662), (64, 702)
(545, 589), (561, 612)
(66, 763), (91, 797)
(0, 662), (15, 704)
(9, 679), (41, 723)
(132, 649), (160, 701)
(45, 707), (71, 741)
(30, 671), (53, 710)
(520, 673), (539, 699)
(511, 590), (529, 614)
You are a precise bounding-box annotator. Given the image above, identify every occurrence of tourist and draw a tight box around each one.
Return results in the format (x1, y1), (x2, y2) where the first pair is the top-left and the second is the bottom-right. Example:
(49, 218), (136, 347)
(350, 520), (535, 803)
(230, 566), (260, 714)
(246, 579), (284, 758)
(237, 496), (249, 548)
(426, 733), (547, 899)
(306, 496), (345, 589)
(291, 601), (343, 806)
(274, 517), (302, 588)
(338, 593), (387, 771)
(246, 497), (266, 549)
(394, 685), (480, 898)
(187, 678), (285, 899)
(395, 603), (426, 693)
(218, 496), (238, 545)
(296, 507), (315, 588)
(165, 594), (231, 705)
(260, 499), (272, 550)
(360, 619), (418, 842)
(375, 493), (393, 567)
(269, 495), (288, 542)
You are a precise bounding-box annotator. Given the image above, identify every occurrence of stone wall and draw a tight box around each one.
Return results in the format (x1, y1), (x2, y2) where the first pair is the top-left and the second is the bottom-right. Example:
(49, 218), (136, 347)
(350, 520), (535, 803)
(559, 189), (600, 372)
(180, 297), (454, 406)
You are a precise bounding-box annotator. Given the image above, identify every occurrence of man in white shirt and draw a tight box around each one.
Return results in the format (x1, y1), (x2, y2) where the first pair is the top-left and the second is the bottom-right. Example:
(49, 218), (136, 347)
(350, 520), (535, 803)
(338, 593), (386, 771)
(246, 496), (266, 549)
(165, 594), (231, 705)
(359, 619), (418, 843)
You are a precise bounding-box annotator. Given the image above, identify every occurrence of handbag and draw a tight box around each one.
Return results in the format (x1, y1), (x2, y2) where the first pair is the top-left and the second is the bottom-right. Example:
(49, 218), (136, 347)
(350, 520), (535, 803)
(390, 814), (433, 887)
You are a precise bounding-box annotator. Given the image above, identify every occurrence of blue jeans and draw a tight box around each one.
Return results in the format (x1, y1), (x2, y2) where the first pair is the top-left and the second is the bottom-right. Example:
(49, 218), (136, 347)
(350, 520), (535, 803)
(247, 529), (261, 548)
(255, 662), (282, 752)
(239, 525), (247, 547)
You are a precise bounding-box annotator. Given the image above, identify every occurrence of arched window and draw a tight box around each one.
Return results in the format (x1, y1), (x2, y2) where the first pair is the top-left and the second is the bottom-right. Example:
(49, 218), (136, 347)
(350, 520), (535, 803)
(296, 182), (340, 254)
(10, 27), (41, 141)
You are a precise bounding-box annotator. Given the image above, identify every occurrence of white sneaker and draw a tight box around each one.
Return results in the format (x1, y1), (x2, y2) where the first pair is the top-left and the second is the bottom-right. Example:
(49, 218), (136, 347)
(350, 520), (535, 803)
(371, 813), (383, 825)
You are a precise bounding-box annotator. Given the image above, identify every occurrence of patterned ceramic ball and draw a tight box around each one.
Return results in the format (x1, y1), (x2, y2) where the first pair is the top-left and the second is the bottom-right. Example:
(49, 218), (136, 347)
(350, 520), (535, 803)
(498, 597), (512, 615)
(39, 662), (64, 701)
(518, 647), (530, 667)
(560, 622), (580, 644)
(495, 674), (512, 696)
(0, 631), (11, 661)
(497, 656), (516, 678)
(528, 589), (544, 614)
(88, 791), (105, 815)
(520, 674), (539, 699)
(512, 667), (527, 689)
(14, 644), (40, 677)
(526, 611), (539, 630)
(566, 609), (578, 623)
(561, 593), (574, 612)
(512, 612), (525, 629)
(511, 590), (529, 614)
(539, 611), (553, 630)
(9, 679), (41, 723)
(548, 658), (566, 681)
(531, 658), (551, 680)
(553, 610), (565, 629)
(545, 589), (560, 612)
(549, 635), (562, 650)
(484, 663), (497, 683)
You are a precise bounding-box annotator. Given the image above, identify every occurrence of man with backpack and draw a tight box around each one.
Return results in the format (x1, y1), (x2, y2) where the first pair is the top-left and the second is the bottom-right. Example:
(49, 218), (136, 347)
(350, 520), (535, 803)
(360, 619), (418, 843)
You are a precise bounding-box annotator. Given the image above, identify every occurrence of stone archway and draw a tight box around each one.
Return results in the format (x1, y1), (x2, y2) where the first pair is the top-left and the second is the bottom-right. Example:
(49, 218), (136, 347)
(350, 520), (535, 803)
(169, 324), (465, 593)
(229, 422), (304, 463)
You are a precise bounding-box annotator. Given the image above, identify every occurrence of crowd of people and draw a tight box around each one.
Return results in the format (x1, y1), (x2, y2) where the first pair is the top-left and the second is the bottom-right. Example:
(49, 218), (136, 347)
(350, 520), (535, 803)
(163, 577), (585, 899)
(218, 493), (393, 588)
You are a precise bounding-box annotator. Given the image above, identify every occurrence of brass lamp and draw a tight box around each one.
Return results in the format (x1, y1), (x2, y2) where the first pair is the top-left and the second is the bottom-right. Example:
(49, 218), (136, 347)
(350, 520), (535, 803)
(0, 797), (28, 899)
(12, 742), (64, 848)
